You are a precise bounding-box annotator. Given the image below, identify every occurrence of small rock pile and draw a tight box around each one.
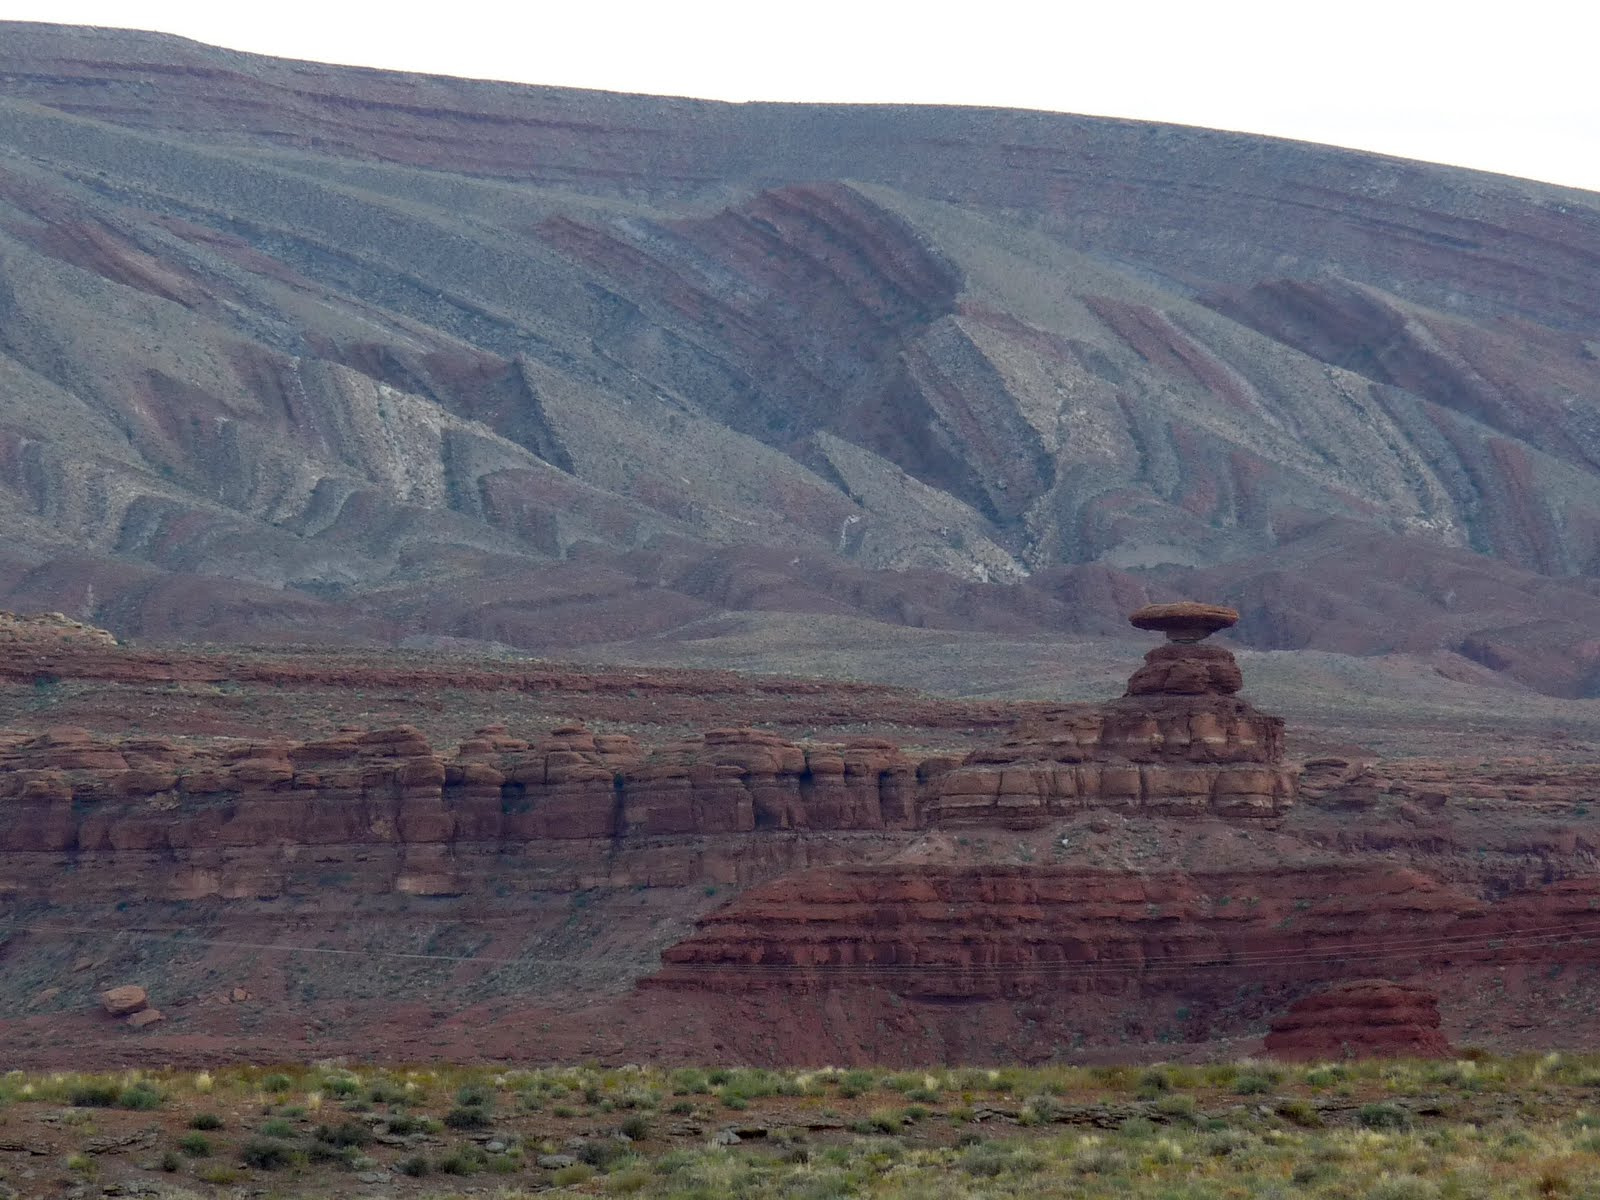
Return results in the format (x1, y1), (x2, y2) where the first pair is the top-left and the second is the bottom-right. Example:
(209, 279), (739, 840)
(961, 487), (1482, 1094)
(100, 984), (164, 1028)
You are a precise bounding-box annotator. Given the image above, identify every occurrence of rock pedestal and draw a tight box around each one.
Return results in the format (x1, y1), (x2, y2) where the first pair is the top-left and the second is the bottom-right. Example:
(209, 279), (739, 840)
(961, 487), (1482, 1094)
(923, 601), (1293, 822)
(1124, 602), (1243, 698)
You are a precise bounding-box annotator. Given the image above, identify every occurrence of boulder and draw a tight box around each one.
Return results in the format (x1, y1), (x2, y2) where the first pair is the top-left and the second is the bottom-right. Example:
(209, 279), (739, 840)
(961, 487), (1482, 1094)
(100, 985), (149, 1016)
(126, 1007), (165, 1029)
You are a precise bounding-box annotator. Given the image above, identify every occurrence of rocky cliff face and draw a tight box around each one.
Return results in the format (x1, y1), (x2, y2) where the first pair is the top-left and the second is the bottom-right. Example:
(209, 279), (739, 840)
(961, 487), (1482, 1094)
(2, 23), (1600, 692)
(1264, 980), (1452, 1060)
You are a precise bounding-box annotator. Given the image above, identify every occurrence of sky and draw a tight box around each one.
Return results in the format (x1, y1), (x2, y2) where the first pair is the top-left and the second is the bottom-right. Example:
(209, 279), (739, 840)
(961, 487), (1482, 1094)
(3, 0), (1598, 193)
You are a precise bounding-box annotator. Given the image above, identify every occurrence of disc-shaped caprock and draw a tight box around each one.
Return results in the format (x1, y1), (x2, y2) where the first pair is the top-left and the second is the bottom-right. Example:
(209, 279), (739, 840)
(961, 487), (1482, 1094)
(1128, 601), (1239, 643)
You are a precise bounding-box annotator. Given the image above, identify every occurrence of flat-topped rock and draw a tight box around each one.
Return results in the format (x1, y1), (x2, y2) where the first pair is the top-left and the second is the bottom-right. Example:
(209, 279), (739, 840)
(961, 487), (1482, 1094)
(1129, 602), (1239, 643)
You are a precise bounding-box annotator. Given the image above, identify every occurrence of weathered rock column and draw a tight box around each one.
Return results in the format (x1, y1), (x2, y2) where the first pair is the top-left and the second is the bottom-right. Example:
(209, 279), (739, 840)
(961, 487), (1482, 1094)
(925, 601), (1297, 821)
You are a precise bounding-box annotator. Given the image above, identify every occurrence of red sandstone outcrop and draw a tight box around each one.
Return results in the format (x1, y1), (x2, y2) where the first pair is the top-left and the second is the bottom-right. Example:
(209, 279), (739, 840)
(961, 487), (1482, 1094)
(927, 604), (1292, 823)
(649, 865), (1480, 998)
(1264, 980), (1451, 1060)
(1129, 602), (1239, 643)
(0, 612), (118, 648)
(0, 604), (1302, 905)
(100, 985), (148, 1016)
(1126, 644), (1244, 696)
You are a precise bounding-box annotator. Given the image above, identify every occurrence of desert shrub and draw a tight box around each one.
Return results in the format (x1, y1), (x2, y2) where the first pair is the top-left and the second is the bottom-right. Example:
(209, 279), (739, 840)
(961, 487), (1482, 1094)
(1154, 1093), (1198, 1121)
(322, 1075), (361, 1098)
(1202, 1128), (1254, 1157)
(384, 1113), (422, 1135)
(607, 1165), (652, 1193)
(68, 1081), (120, 1107)
(261, 1073), (292, 1093)
(578, 1137), (630, 1169)
(1276, 1097), (1324, 1127)
(198, 1165), (239, 1185)
(159, 1150), (181, 1172)
(119, 1082), (162, 1110)
(189, 1112), (224, 1131)
(314, 1119), (373, 1148)
(1232, 1072), (1275, 1095)
(619, 1113), (652, 1140)
(1020, 1095), (1063, 1125)
(1138, 1066), (1173, 1093)
(366, 1077), (407, 1105)
(397, 1154), (430, 1177)
(305, 1140), (352, 1166)
(553, 1163), (595, 1185)
(259, 1117), (295, 1138)
(1119, 1116), (1158, 1139)
(437, 1145), (487, 1175)
(1073, 1145), (1131, 1175)
(669, 1068), (709, 1095)
(961, 1140), (1031, 1178)
(865, 1108), (902, 1133)
(240, 1138), (294, 1170)
(179, 1132), (212, 1157)
(444, 1104), (492, 1129)
(1366, 1175), (1438, 1200)
(1358, 1102), (1414, 1130)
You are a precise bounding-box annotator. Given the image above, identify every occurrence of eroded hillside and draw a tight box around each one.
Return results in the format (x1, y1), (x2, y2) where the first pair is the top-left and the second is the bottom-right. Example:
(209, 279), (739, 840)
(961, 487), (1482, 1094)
(2, 23), (1600, 692)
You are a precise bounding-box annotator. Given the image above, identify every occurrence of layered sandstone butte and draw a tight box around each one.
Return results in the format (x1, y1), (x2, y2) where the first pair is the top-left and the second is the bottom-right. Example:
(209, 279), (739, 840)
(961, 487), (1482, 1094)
(1264, 980), (1452, 1060)
(0, 722), (926, 901)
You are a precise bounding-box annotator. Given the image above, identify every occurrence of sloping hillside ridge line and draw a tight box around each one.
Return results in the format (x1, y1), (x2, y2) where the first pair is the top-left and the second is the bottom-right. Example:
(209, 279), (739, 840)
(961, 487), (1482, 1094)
(0, 22), (1599, 695)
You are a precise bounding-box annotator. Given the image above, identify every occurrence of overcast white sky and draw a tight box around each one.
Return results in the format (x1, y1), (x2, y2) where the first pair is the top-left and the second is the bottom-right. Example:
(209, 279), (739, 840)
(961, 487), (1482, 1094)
(4, 0), (1598, 193)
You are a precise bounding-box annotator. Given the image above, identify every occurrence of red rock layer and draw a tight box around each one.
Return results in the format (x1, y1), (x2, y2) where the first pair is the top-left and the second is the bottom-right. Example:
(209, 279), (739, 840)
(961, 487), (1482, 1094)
(0, 699), (1301, 904)
(648, 865), (1477, 998)
(927, 694), (1292, 824)
(0, 723), (928, 900)
(1264, 980), (1452, 1060)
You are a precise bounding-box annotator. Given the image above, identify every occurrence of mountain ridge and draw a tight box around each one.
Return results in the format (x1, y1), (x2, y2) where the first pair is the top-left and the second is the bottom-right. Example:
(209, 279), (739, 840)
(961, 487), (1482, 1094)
(3, 22), (1600, 693)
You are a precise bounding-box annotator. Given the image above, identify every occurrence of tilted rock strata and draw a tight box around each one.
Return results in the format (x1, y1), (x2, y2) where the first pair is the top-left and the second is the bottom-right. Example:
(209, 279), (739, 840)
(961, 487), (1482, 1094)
(1264, 980), (1452, 1060)
(4, 29), (1600, 694)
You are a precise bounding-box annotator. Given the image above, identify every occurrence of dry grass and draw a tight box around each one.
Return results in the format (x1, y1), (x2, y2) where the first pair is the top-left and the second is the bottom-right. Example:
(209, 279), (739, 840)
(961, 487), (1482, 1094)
(4, 1055), (1600, 1196)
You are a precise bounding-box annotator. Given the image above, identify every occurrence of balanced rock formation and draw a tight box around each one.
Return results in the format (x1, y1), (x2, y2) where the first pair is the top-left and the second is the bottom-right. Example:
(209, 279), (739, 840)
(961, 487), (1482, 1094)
(1126, 602), (1242, 696)
(1264, 980), (1452, 1060)
(1128, 602), (1240, 644)
(927, 601), (1291, 823)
